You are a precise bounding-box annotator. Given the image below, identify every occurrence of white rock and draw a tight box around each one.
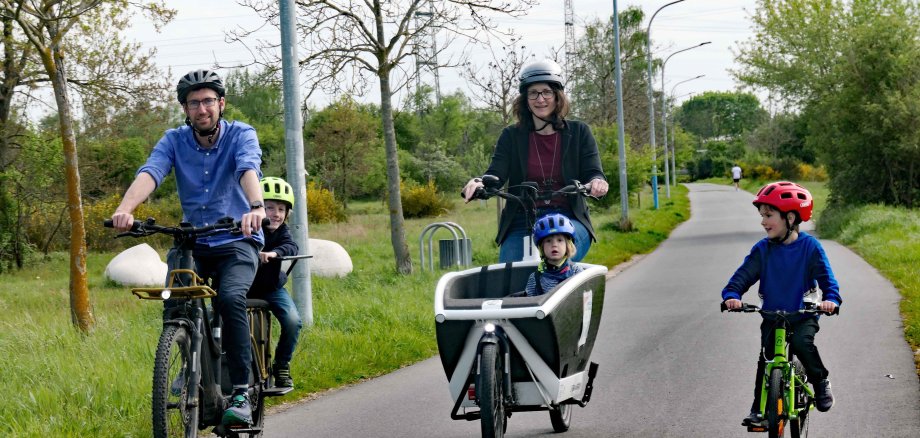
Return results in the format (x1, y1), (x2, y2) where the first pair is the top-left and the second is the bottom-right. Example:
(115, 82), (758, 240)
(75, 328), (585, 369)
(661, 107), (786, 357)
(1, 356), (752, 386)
(105, 243), (168, 286)
(283, 239), (352, 278)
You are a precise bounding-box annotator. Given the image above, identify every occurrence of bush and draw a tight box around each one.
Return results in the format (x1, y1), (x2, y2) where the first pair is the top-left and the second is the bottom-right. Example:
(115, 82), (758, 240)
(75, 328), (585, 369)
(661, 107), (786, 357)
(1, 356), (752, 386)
(83, 194), (182, 252)
(797, 163), (828, 181)
(306, 181), (347, 223)
(749, 164), (781, 181)
(401, 180), (453, 218)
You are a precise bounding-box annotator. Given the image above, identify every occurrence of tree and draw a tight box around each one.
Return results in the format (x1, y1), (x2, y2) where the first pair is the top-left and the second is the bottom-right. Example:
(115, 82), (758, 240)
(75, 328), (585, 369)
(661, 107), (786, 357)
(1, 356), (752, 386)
(2, 0), (173, 332)
(237, 0), (536, 274)
(461, 34), (531, 126)
(675, 91), (767, 140)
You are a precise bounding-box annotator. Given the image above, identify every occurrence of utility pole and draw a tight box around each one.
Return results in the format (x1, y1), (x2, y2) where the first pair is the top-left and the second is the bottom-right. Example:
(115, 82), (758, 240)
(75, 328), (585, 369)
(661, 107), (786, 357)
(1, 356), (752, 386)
(564, 0), (576, 79)
(414, 2), (441, 112)
(279, 0), (313, 326)
(612, 0), (631, 230)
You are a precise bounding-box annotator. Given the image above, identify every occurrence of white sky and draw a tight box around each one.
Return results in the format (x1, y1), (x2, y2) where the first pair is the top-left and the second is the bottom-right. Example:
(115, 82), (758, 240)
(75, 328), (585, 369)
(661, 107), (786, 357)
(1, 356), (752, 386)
(128, 0), (759, 109)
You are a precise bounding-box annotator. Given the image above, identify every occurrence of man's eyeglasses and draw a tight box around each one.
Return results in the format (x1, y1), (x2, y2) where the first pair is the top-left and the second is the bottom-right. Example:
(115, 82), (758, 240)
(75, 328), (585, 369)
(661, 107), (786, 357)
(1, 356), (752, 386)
(186, 97), (219, 109)
(527, 90), (555, 101)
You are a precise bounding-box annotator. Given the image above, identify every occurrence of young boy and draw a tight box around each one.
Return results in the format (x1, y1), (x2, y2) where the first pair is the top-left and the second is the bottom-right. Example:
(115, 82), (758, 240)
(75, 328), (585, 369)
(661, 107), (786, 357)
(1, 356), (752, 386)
(524, 213), (584, 297)
(247, 177), (303, 388)
(721, 181), (842, 426)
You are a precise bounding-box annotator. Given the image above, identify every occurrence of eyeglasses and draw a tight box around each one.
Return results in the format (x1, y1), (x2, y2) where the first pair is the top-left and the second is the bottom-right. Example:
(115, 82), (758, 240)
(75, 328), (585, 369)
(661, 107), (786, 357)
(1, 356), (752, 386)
(186, 97), (219, 109)
(527, 90), (555, 101)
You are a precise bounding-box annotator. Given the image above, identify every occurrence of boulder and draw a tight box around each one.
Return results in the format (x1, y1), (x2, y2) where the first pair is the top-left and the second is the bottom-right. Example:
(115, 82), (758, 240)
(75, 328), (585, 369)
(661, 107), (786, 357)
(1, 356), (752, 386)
(105, 243), (168, 287)
(281, 239), (352, 278)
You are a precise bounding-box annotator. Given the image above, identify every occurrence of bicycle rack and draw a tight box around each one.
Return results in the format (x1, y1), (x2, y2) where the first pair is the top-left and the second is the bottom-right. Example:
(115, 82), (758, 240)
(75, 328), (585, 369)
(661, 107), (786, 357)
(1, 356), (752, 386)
(419, 222), (472, 271)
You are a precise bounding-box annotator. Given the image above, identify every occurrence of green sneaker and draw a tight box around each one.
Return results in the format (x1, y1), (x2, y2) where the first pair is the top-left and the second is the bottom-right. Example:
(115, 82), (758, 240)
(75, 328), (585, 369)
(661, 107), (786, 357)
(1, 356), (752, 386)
(222, 392), (253, 426)
(273, 363), (294, 388)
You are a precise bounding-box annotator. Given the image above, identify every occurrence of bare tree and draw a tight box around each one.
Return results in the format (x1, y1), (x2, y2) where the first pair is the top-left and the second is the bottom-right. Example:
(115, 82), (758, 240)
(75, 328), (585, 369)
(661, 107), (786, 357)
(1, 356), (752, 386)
(236, 0), (535, 274)
(0, 0), (173, 332)
(462, 35), (532, 126)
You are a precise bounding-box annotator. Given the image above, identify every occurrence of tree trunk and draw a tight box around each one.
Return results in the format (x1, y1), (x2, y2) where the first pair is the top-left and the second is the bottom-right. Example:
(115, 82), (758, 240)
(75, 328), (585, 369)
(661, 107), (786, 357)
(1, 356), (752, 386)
(378, 67), (412, 274)
(42, 44), (94, 332)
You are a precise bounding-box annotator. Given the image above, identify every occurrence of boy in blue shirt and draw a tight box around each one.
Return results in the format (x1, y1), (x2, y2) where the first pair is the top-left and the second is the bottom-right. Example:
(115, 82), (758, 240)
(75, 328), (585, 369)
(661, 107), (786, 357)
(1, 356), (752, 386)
(721, 181), (842, 426)
(247, 177), (302, 388)
(525, 213), (584, 297)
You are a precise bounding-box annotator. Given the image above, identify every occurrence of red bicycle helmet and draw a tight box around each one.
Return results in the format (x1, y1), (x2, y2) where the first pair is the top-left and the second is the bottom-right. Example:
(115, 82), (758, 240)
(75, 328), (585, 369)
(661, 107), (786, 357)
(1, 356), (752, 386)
(753, 181), (813, 222)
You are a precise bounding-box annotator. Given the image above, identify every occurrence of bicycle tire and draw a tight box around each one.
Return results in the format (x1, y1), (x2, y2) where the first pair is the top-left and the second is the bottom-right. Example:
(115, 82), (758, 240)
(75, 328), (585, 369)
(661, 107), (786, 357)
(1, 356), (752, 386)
(152, 325), (198, 438)
(790, 359), (810, 438)
(766, 367), (786, 438)
(478, 343), (506, 438)
(549, 403), (572, 432)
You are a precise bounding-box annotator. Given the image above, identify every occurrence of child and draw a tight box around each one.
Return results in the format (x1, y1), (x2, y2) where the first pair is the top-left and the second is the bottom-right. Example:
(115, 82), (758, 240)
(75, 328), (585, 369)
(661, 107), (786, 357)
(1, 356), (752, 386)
(524, 213), (584, 297)
(247, 177), (303, 388)
(721, 181), (842, 426)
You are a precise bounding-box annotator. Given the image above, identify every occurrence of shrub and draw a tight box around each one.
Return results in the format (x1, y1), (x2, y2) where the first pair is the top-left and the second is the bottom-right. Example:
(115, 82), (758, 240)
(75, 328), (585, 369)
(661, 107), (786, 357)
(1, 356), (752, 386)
(797, 163), (828, 181)
(401, 180), (453, 218)
(306, 181), (347, 223)
(83, 194), (182, 252)
(750, 164), (781, 181)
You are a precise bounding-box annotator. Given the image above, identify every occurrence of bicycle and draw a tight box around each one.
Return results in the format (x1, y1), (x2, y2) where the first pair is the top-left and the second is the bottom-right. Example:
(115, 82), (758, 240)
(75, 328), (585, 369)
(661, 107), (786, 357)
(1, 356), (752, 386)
(105, 217), (300, 438)
(721, 302), (839, 438)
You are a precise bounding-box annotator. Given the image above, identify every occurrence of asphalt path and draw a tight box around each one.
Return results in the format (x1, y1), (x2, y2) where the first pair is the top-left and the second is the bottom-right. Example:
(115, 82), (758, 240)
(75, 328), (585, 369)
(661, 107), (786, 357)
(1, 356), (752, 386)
(263, 183), (919, 437)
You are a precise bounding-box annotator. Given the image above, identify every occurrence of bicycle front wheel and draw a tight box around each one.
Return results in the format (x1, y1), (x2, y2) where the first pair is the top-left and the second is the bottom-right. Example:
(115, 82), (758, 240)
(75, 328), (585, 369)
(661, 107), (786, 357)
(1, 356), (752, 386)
(152, 325), (198, 438)
(766, 367), (787, 438)
(790, 359), (810, 438)
(478, 343), (506, 438)
(549, 403), (572, 432)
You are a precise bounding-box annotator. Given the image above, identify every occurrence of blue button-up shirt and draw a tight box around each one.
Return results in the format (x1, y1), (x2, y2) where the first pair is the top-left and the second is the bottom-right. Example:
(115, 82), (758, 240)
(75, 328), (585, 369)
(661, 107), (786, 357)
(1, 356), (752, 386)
(138, 120), (264, 247)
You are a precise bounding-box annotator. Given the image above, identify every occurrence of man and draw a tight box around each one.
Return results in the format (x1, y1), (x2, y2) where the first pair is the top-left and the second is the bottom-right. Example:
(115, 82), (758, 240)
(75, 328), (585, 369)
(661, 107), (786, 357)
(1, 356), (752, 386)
(111, 69), (265, 426)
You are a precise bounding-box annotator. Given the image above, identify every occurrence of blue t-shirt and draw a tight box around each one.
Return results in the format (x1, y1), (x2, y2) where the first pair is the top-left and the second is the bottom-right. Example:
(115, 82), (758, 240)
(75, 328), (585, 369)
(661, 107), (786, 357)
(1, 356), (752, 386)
(138, 119), (263, 247)
(721, 232), (842, 312)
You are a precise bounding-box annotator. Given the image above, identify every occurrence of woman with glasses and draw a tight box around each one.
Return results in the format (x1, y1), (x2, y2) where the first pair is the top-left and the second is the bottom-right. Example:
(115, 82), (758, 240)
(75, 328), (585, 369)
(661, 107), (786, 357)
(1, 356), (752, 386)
(462, 59), (609, 263)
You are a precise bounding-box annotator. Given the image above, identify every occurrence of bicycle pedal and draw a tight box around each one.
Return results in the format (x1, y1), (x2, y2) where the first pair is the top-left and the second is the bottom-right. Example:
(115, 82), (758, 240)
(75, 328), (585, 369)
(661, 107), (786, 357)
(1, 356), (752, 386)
(263, 386), (294, 397)
(746, 424), (768, 433)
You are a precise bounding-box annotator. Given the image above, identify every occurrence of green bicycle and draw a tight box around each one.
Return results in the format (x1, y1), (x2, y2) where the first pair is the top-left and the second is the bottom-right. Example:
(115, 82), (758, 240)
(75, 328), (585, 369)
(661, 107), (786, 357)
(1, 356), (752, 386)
(722, 302), (838, 438)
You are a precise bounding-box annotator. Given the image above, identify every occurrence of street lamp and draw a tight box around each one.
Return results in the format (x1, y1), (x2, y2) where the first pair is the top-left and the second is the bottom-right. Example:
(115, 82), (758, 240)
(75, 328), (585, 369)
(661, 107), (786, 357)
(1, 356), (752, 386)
(645, 0), (685, 210)
(661, 42), (710, 198)
(669, 76), (704, 187)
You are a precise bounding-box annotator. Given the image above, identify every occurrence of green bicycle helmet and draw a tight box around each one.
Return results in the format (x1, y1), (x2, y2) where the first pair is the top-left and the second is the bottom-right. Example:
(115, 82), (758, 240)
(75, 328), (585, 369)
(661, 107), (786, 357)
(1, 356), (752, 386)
(261, 177), (295, 209)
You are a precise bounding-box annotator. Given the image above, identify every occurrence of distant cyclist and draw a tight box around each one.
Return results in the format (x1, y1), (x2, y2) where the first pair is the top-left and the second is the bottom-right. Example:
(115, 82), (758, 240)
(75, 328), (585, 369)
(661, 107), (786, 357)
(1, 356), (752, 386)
(721, 182), (842, 427)
(111, 69), (265, 427)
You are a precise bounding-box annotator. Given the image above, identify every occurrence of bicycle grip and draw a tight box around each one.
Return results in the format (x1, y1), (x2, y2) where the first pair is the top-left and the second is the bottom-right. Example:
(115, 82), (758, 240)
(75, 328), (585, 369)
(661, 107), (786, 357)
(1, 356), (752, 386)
(103, 219), (114, 228)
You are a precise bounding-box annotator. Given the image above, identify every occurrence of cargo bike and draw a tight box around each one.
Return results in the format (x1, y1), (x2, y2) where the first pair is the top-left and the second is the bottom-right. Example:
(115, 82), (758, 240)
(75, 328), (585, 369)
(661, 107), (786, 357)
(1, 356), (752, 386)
(435, 176), (607, 437)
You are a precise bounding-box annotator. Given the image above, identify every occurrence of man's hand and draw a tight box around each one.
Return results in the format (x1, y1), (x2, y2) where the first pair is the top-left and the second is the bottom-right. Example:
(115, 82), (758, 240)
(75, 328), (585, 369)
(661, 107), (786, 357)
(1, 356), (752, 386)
(111, 211), (136, 232)
(587, 178), (609, 197)
(724, 298), (742, 310)
(241, 208), (265, 237)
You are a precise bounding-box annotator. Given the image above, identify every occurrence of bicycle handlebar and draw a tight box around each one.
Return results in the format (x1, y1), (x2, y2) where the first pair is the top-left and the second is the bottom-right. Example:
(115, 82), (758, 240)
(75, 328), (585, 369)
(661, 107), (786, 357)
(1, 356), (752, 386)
(103, 217), (271, 239)
(461, 175), (595, 202)
(720, 301), (840, 316)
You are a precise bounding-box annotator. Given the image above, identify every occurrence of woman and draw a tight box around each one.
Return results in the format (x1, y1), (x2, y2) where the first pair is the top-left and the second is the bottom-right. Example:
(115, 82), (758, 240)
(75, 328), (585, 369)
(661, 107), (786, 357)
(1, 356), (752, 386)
(462, 59), (609, 263)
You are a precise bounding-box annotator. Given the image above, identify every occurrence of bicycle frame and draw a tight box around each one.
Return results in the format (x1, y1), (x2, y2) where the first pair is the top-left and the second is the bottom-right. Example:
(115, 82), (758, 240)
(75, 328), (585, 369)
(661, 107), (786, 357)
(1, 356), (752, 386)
(755, 320), (813, 430)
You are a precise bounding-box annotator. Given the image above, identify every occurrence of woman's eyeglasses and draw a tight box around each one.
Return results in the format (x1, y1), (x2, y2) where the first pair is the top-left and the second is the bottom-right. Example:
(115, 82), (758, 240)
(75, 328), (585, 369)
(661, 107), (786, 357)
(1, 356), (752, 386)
(527, 90), (555, 101)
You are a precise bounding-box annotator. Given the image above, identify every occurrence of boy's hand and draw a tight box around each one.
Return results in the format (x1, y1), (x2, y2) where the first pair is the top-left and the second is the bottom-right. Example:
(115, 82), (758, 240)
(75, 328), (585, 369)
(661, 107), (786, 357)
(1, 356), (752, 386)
(818, 301), (837, 313)
(259, 251), (278, 264)
(724, 299), (742, 310)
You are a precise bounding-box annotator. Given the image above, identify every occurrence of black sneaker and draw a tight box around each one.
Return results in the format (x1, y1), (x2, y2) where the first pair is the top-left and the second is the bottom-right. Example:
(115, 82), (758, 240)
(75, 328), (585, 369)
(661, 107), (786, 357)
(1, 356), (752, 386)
(742, 411), (764, 426)
(273, 363), (294, 388)
(814, 379), (834, 412)
(222, 392), (253, 426)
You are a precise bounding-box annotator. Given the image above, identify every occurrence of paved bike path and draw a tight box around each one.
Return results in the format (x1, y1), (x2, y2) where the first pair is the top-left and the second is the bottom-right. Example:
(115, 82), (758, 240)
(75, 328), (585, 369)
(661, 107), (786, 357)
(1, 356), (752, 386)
(263, 183), (919, 437)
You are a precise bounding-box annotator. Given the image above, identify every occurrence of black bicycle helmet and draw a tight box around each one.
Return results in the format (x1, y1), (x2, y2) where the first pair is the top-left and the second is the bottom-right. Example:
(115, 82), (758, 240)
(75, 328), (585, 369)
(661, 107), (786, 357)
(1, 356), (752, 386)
(176, 69), (225, 104)
(518, 60), (565, 93)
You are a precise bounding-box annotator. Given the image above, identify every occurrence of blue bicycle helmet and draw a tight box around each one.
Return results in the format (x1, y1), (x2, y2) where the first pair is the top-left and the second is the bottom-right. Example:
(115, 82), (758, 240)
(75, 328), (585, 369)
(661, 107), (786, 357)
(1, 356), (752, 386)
(533, 213), (575, 245)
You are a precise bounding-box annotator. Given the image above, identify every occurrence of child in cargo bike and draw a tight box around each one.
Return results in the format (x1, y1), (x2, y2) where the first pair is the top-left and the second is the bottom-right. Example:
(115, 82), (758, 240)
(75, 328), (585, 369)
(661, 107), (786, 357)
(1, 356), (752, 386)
(524, 213), (584, 297)
(721, 181), (842, 427)
(247, 177), (303, 388)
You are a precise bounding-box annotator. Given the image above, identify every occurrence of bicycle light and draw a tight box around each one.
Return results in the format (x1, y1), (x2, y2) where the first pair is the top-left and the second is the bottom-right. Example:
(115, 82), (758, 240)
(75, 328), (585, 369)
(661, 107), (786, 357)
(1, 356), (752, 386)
(160, 289), (171, 300)
(483, 322), (496, 333)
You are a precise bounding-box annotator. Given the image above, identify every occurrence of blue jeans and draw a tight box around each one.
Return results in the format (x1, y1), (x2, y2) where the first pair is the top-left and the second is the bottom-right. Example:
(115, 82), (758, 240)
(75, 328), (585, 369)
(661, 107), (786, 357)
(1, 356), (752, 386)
(262, 287), (303, 364)
(498, 211), (591, 263)
(166, 240), (259, 387)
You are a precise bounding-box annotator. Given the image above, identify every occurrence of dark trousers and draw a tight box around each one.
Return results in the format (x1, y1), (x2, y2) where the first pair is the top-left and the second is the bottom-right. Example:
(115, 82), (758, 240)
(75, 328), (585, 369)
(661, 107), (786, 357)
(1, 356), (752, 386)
(750, 317), (828, 412)
(166, 240), (260, 387)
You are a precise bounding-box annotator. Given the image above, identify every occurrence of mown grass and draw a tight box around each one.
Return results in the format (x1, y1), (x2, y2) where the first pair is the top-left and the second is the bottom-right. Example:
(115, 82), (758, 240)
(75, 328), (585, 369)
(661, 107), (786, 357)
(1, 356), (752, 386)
(0, 187), (689, 436)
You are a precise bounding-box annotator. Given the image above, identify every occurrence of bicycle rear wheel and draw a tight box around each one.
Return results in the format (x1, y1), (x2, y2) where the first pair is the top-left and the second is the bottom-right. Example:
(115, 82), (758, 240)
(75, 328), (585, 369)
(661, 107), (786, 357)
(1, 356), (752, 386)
(478, 343), (506, 438)
(766, 367), (787, 438)
(153, 325), (198, 438)
(790, 359), (810, 438)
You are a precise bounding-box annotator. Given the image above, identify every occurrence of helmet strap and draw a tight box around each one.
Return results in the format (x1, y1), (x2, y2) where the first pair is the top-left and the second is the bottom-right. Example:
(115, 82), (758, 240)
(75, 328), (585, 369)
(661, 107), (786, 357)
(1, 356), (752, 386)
(185, 113), (222, 145)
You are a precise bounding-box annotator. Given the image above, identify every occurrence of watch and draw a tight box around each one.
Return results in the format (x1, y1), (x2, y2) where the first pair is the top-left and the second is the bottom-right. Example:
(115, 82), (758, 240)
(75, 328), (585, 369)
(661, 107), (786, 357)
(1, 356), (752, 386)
(249, 200), (264, 210)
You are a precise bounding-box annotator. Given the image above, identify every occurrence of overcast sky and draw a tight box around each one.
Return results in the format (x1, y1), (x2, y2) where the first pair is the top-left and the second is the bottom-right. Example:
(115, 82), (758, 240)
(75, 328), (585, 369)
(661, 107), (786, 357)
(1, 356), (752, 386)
(129, 0), (758, 109)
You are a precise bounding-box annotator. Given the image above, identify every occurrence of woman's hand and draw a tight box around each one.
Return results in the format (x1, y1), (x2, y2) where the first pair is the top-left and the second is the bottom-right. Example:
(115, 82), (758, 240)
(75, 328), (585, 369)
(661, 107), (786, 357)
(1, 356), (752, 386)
(462, 178), (483, 204)
(587, 178), (609, 197)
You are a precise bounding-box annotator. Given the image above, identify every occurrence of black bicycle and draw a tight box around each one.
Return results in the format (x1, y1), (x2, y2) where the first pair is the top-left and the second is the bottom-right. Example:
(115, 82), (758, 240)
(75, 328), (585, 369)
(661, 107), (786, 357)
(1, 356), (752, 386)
(105, 217), (295, 438)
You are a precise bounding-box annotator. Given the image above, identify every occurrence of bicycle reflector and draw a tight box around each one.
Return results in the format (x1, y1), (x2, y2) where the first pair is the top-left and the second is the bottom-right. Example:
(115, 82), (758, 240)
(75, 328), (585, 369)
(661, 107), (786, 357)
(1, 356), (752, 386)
(161, 289), (171, 300)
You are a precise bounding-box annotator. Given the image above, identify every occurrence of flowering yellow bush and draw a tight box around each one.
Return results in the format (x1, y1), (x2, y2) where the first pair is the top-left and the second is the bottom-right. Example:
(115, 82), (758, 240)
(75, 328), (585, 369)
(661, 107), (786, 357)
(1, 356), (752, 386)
(401, 180), (452, 218)
(797, 163), (828, 181)
(306, 182), (347, 223)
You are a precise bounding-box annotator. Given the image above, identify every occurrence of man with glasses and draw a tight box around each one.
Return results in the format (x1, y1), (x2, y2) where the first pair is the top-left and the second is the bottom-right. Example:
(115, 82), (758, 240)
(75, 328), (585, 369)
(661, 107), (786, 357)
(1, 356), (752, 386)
(462, 59), (609, 263)
(110, 69), (265, 427)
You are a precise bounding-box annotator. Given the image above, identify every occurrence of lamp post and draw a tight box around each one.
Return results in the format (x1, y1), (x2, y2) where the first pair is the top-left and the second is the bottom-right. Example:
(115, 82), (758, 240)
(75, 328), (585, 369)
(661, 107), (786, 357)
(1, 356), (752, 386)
(660, 42), (709, 199)
(645, 0), (684, 210)
(669, 76), (704, 187)
(612, 0), (631, 230)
